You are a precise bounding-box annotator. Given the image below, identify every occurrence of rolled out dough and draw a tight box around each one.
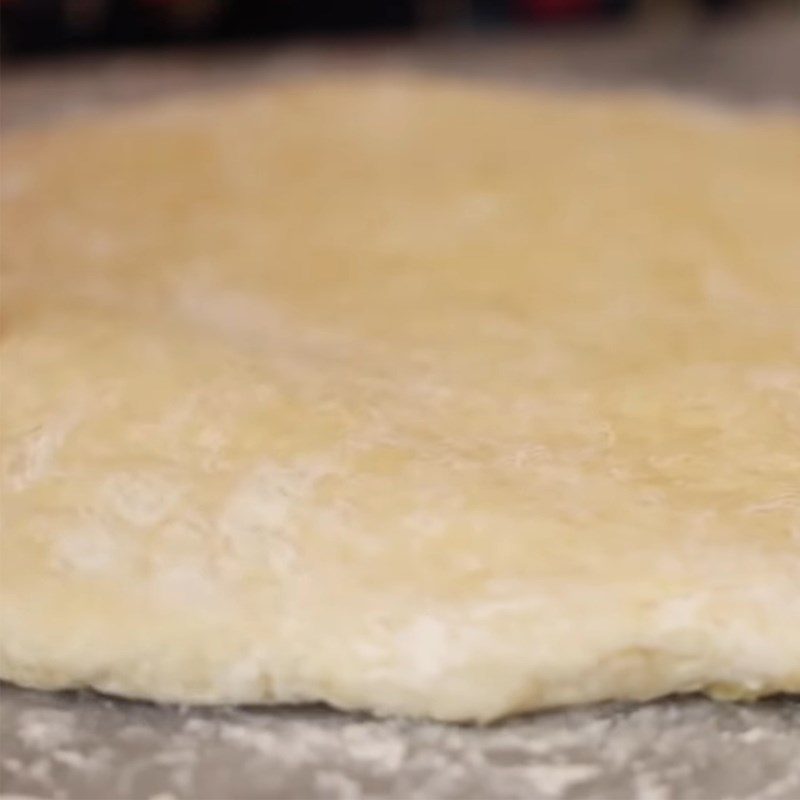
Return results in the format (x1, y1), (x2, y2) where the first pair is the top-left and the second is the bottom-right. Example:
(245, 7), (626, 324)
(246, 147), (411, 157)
(1, 77), (799, 721)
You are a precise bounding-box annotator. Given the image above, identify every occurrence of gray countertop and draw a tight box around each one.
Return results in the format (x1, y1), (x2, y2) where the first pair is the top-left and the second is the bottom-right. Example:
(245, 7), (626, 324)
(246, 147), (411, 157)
(2, 686), (800, 800)
(2, 10), (800, 799)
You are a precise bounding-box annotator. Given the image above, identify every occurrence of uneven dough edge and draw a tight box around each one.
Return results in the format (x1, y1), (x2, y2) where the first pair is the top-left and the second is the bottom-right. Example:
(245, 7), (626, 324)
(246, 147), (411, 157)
(3, 591), (800, 721)
(2, 649), (799, 723)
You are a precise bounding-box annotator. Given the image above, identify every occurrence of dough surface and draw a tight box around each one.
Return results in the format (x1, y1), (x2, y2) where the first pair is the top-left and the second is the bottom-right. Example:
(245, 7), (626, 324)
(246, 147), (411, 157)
(1, 77), (799, 721)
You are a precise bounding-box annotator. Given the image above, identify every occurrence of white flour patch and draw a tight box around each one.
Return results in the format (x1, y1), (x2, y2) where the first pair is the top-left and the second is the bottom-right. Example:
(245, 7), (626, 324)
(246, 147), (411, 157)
(17, 709), (75, 751)
(522, 764), (600, 795)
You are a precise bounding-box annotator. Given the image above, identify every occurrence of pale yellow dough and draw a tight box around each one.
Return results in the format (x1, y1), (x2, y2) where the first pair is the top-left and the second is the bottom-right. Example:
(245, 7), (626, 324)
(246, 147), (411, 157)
(1, 77), (799, 721)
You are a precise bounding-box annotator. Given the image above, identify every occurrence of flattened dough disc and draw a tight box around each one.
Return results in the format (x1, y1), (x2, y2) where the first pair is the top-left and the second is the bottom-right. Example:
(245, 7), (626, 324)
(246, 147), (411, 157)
(1, 77), (799, 721)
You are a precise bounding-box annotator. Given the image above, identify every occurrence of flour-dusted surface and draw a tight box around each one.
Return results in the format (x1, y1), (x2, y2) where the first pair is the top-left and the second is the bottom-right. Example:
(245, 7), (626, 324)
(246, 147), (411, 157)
(2, 686), (800, 800)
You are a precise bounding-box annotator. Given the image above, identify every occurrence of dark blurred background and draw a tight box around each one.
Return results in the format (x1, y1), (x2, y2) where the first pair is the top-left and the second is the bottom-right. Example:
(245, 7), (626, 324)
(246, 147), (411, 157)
(0, 0), (786, 54)
(1, 1), (798, 132)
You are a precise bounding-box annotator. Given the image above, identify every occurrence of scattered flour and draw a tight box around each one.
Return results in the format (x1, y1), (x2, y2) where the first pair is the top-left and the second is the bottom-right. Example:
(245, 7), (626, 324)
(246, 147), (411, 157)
(17, 709), (75, 751)
(2, 688), (799, 800)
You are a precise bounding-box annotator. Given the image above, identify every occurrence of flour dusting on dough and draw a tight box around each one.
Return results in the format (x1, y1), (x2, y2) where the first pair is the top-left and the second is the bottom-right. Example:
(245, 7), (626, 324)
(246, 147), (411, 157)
(1, 76), (799, 721)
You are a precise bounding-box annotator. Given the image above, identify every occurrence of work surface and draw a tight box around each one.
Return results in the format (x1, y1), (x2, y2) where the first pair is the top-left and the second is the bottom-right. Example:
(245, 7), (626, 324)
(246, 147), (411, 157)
(3, 686), (800, 799)
(2, 11), (800, 800)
